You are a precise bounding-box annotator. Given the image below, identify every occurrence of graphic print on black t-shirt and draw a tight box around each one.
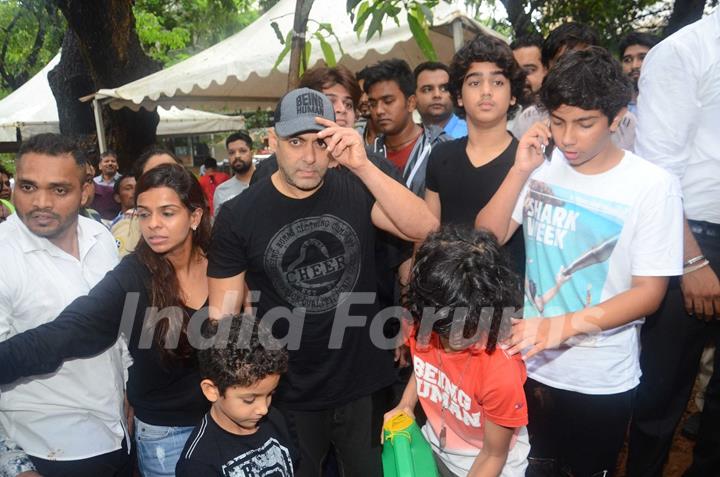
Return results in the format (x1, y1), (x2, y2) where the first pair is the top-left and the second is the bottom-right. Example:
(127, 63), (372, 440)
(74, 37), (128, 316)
(221, 437), (293, 476)
(264, 215), (361, 314)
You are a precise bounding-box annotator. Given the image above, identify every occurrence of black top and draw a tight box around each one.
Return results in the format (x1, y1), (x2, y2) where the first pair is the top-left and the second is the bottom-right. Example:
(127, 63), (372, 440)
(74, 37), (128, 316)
(425, 136), (526, 275)
(208, 168), (397, 410)
(176, 409), (296, 477)
(251, 151), (413, 309)
(0, 254), (208, 426)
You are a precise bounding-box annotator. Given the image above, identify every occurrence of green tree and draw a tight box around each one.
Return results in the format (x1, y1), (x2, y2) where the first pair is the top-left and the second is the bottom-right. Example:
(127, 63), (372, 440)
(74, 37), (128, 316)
(346, 0), (714, 59)
(0, 0), (263, 100)
(0, 0), (64, 98)
(133, 0), (263, 65)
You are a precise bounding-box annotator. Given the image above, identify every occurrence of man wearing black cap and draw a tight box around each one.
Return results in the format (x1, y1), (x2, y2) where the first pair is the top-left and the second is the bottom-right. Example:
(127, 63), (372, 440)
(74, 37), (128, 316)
(207, 88), (439, 477)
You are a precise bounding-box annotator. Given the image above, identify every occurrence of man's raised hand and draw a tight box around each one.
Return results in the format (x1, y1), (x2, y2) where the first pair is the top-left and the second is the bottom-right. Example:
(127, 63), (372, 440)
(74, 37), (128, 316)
(515, 121), (551, 174)
(315, 117), (369, 171)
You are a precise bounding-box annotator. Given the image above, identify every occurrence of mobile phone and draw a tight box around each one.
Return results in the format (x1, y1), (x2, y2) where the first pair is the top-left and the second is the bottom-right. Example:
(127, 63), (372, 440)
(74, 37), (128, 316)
(543, 137), (555, 160)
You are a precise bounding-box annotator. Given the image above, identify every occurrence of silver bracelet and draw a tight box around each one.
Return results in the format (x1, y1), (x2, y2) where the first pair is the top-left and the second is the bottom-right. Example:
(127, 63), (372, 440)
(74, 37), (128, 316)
(684, 255), (706, 267)
(683, 259), (710, 275)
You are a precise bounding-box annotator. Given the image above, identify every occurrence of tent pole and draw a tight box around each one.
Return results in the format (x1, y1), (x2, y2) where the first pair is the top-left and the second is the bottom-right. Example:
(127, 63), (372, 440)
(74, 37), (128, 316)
(92, 99), (107, 153)
(452, 18), (463, 52)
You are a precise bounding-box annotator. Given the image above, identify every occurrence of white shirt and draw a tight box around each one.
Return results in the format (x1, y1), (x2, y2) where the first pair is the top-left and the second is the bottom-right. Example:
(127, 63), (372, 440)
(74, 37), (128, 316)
(636, 9), (720, 224)
(512, 149), (683, 394)
(93, 173), (121, 187)
(0, 214), (127, 460)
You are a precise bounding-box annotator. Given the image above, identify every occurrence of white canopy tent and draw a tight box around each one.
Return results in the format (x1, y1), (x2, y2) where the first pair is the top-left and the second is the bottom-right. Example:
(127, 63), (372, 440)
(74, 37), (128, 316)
(93, 0), (504, 112)
(0, 54), (245, 144)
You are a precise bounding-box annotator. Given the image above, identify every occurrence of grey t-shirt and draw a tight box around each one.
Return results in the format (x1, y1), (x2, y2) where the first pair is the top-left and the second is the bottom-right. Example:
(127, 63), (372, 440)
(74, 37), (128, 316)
(213, 176), (250, 218)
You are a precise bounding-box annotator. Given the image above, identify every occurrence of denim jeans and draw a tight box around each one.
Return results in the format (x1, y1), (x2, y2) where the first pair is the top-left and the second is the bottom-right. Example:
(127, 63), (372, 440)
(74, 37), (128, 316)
(134, 417), (194, 477)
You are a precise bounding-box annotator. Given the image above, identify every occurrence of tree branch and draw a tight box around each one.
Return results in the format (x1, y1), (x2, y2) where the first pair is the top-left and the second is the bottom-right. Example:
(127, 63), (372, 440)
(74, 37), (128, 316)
(25, 10), (48, 76)
(0, 11), (22, 87)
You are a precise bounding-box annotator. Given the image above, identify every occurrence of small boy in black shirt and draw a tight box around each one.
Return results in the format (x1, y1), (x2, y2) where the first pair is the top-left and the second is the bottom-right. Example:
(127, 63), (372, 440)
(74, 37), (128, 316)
(176, 318), (294, 476)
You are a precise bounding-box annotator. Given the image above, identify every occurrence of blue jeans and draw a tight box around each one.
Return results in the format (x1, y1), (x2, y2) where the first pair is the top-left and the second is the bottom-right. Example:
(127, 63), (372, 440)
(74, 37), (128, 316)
(134, 417), (194, 477)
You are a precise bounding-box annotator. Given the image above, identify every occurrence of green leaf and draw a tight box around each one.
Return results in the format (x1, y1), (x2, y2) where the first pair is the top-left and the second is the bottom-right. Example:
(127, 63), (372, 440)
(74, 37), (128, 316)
(366, 10), (385, 41)
(419, 4), (433, 25)
(353, 2), (372, 35)
(273, 43), (291, 69)
(303, 40), (313, 71)
(385, 4), (402, 17)
(270, 21), (284, 44)
(316, 32), (337, 66)
(407, 11), (437, 60)
(272, 31), (293, 70)
(346, 0), (363, 13)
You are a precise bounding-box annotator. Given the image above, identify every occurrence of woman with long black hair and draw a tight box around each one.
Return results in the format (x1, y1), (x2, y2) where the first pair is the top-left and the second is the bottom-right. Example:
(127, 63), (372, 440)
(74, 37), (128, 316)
(0, 163), (212, 476)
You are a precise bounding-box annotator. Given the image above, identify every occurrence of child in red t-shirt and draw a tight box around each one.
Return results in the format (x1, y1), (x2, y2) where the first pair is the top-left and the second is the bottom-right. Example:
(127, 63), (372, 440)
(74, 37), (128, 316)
(386, 225), (529, 476)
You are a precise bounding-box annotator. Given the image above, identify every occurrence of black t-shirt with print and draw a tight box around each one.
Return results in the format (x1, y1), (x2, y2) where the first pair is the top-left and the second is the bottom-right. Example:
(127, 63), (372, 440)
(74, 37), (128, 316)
(251, 151), (413, 309)
(208, 168), (397, 410)
(175, 408), (296, 477)
(425, 136), (526, 275)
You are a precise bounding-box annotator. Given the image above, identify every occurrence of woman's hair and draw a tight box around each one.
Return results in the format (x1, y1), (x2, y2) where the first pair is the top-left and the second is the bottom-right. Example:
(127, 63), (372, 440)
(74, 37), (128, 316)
(134, 163), (211, 361)
(300, 65), (362, 109)
(404, 225), (522, 352)
(132, 146), (182, 179)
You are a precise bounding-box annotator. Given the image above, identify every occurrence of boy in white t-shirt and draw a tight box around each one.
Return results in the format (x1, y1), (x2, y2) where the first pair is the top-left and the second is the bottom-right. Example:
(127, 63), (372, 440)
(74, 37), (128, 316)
(475, 47), (683, 476)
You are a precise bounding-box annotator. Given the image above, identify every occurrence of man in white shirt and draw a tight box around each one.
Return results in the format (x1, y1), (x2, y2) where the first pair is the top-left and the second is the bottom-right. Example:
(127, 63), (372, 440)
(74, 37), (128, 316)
(0, 133), (130, 476)
(627, 9), (720, 477)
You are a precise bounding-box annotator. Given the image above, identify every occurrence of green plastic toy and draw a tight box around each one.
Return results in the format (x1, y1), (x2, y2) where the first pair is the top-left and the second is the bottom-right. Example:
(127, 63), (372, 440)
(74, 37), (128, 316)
(382, 411), (440, 477)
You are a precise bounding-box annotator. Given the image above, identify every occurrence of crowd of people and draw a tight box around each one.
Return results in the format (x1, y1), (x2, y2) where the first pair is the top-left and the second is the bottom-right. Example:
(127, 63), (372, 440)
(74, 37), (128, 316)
(0, 9), (717, 477)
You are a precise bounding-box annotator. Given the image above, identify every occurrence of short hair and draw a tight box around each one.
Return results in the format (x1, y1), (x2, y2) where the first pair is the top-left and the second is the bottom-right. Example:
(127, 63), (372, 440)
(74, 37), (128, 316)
(199, 316), (289, 395)
(618, 31), (660, 57)
(132, 145), (181, 179)
(16, 133), (87, 168)
(361, 59), (416, 98)
(113, 174), (134, 196)
(413, 61), (450, 81)
(510, 32), (544, 51)
(542, 22), (599, 67)
(355, 66), (371, 82)
(100, 149), (118, 160)
(540, 47), (632, 122)
(404, 225), (521, 352)
(202, 157), (218, 169)
(225, 131), (253, 150)
(448, 34), (526, 119)
(300, 65), (362, 108)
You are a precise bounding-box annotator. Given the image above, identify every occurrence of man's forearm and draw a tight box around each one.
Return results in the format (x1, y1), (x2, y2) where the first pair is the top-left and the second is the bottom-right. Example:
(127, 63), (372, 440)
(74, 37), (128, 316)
(475, 166), (529, 244)
(558, 276), (669, 339)
(354, 160), (438, 240)
(208, 275), (246, 320)
(682, 216), (703, 262)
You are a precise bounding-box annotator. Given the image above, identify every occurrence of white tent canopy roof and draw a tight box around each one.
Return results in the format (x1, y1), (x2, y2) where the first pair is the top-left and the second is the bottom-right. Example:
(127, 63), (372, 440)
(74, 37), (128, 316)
(0, 54), (245, 143)
(94, 0), (503, 112)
